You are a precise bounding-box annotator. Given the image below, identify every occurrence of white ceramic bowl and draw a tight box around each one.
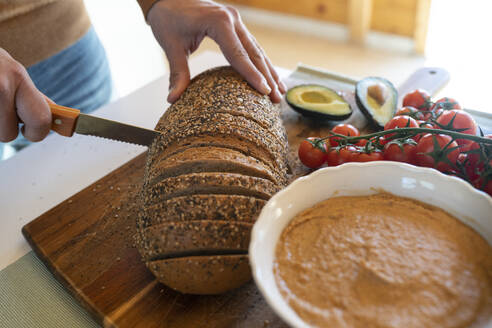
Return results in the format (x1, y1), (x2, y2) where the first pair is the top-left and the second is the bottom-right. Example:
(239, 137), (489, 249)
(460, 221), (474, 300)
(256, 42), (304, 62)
(249, 161), (492, 328)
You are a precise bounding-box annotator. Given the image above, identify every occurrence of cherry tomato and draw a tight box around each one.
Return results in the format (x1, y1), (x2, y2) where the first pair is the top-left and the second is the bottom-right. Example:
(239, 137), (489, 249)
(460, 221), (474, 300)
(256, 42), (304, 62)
(435, 110), (477, 146)
(375, 136), (389, 147)
(352, 150), (383, 162)
(355, 139), (367, 147)
(431, 97), (461, 111)
(326, 145), (357, 166)
(423, 107), (443, 121)
(298, 137), (329, 169)
(330, 124), (360, 147)
(466, 160), (485, 182)
(415, 133), (460, 172)
(418, 120), (438, 129)
(460, 141), (480, 163)
(383, 142), (417, 164)
(384, 115), (419, 140)
(395, 106), (425, 120)
(472, 168), (491, 195)
(484, 179), (492, 197)
(457, 152), (468, 165)
(402, 89), (431, 110)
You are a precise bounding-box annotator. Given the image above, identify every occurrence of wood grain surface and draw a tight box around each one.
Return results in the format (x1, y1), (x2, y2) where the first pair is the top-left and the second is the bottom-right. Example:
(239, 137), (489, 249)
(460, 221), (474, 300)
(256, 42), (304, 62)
(22, 68), (445, 327)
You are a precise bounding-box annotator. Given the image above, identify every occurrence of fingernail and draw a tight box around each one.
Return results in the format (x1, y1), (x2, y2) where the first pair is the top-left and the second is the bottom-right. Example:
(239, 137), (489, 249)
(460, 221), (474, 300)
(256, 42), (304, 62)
(260, 79), (271, 95)
(167, 85), (175, 102)
(273, 88), (282, 103)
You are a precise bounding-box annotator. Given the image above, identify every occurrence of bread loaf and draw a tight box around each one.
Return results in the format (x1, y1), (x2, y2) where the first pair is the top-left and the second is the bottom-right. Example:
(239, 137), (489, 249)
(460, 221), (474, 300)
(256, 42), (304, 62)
(136, 66), (288, 294)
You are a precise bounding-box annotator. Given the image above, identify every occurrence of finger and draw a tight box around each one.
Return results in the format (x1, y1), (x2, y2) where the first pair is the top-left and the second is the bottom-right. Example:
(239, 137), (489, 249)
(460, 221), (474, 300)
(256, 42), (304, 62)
(43, 95), (56, 104)
(16, 76), (51, 142)
(208, 21), (271, 96)
(229, 8), (284, 100)
(253, 38), (287, 94)
(0, 78), (19, 142)
(234, 23), (282, 103)
(164, 43), (191, 103)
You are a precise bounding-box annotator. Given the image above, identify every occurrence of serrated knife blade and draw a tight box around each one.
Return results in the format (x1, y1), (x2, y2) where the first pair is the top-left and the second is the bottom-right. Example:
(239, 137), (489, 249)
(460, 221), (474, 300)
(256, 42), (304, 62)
(50, 103), (161, 146)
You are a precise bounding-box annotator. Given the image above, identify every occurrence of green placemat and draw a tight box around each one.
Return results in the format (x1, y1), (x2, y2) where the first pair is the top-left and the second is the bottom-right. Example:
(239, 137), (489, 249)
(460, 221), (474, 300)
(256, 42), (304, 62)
(0, 252), (99, 328)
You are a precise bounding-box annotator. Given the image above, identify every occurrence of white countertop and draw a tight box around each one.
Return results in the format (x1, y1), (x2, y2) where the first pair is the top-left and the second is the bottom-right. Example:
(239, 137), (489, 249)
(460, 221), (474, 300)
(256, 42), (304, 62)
(0, 51), (291, 270)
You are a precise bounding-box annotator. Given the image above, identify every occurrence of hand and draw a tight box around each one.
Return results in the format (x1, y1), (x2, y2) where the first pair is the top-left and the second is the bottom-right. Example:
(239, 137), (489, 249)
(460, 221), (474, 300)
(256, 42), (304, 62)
(147, 0), (287, 103)
(0, 48), (51, 142)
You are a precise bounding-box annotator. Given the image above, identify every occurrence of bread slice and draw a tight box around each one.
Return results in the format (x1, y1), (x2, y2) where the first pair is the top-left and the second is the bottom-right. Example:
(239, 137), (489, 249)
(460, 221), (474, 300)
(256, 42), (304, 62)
(143, 172), (279, 207)
(147, 255), (251, 295)
(146, 146), (279, 186)
(146, 134), (287, 186)
(160, 110), (288, 162)
(147, 122), (288, 185)
(139, 220), (252, 261)
(157, 111), (287, 156)
(161, 103), (286, 142)
(140, 194), (266, 228)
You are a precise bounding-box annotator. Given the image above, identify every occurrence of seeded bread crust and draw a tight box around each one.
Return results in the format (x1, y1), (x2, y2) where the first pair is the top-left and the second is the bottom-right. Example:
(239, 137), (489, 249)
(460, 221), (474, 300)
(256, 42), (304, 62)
(159, 111), (288, 165)
(139, 220), (252, 261)
(157, 111), (288, 159)
(146, 135), (287, 186)
(139, 194), (266, 228)
(149, 113), (288, 168)
(144, 172), (279, 206)
(161, 103), (287, 145)
(146, 146), (279, 186)
(146, 122), (288, 186)
(156, 66), (280, 128)
(148, 255), (251, 295)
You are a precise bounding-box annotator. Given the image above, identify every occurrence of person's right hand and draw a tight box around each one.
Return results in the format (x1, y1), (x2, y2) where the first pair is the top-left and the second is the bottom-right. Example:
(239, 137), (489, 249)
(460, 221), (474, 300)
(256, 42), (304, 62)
(147, 0), (287, 104)
(0, 48), (51, 143)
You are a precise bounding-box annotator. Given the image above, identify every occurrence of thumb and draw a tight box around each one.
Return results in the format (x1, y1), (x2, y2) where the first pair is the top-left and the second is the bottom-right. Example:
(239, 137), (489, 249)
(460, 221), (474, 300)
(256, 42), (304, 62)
(165, 45), (190, 103)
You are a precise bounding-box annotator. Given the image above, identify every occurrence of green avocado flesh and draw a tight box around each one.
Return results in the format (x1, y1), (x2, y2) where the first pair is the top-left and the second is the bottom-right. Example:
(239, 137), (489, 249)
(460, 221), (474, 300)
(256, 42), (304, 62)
(286, 85), (352, 120)
(355, 77), (397, 129)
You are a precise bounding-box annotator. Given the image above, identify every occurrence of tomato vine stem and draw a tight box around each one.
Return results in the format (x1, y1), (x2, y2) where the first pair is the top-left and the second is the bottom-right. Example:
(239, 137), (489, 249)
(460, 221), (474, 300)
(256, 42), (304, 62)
(321, 128), (492, 145)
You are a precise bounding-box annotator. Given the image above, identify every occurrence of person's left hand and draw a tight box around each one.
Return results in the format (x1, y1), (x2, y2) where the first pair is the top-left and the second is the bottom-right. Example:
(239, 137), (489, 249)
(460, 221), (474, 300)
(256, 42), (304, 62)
(147, 0), (286, 104)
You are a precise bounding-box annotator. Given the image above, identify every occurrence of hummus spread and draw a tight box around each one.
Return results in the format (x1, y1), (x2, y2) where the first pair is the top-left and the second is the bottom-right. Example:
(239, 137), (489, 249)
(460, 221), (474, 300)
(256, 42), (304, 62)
(274, 193), (492, 328)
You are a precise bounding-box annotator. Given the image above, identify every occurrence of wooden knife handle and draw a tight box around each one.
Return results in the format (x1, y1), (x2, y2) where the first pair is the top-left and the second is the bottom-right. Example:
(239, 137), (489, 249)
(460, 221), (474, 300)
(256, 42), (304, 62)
(50, 103), (81, 137)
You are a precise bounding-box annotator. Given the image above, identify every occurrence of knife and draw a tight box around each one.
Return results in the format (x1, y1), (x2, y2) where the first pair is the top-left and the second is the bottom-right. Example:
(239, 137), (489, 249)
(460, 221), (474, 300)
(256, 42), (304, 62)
(50, 103), (161, 146)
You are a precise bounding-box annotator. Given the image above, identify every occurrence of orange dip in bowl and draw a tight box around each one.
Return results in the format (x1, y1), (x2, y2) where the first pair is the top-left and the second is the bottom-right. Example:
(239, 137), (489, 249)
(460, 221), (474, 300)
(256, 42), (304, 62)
(274, 193), (492, 328)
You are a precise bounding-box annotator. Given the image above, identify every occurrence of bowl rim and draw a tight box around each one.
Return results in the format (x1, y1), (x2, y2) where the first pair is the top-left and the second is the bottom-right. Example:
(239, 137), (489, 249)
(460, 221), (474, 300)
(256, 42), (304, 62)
(249, 161), (492, 328)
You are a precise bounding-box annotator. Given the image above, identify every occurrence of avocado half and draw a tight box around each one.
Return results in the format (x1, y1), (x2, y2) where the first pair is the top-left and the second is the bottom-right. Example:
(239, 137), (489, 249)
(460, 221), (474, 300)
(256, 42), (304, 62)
(355, 77), (398, 129)
(285, 84), (352, 121)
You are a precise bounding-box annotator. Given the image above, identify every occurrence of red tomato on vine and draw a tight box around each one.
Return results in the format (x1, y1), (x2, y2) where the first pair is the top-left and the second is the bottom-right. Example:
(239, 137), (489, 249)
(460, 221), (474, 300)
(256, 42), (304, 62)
(330, 124), (360, 147)
(415, 134), (460, 172)
(431, 97), (461, 111)
(326, 145), (357, 166)
(383, 142), (417, 164)
(435, 110), (477, 146)
(298, 138), (329, 169)
(402, 89), (431, 110)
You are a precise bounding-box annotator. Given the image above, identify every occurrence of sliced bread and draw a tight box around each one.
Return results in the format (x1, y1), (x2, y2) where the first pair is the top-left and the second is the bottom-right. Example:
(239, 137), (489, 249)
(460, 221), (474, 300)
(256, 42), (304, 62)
(147, 254), (251, 295)
(139, 220), (252, 261)
(139, 194), (266, 228)
(143, 172), (279, 206)
(146, 146), (279, 186)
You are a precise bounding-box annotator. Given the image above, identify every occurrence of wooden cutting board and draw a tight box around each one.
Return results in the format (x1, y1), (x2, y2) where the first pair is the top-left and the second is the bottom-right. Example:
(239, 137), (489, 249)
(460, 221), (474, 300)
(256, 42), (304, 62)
(22, 67), (449, 327)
